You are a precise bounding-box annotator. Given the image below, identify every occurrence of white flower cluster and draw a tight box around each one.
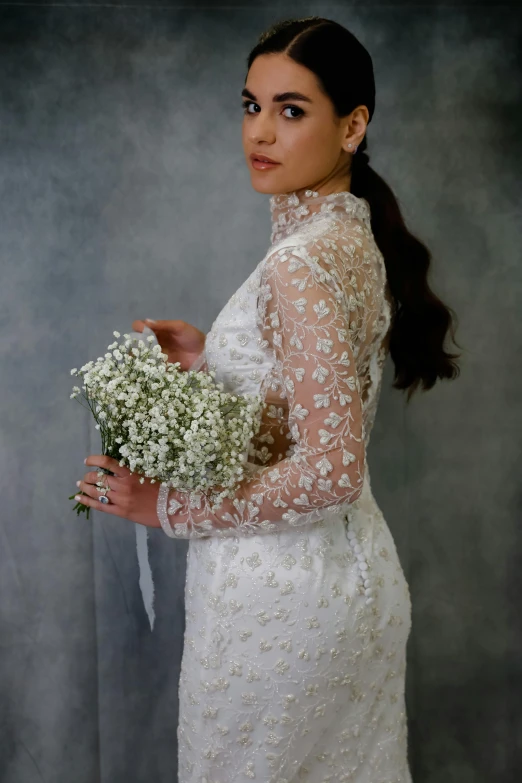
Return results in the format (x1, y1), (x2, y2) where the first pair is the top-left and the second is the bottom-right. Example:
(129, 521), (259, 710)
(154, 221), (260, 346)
(70, 331), (263, 508)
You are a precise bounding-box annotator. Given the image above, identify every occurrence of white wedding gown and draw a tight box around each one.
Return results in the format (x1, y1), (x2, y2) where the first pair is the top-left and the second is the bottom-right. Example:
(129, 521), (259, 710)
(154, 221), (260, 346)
(161, 189), (413, 782)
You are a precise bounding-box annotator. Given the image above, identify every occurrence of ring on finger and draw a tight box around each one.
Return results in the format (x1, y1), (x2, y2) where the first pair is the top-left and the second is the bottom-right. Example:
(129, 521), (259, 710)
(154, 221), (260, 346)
(94, 476), (112, 504)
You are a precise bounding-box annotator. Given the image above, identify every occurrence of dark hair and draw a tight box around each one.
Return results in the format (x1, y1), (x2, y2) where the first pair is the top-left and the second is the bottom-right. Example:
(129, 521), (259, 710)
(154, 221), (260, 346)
(247, 17), (461, 402)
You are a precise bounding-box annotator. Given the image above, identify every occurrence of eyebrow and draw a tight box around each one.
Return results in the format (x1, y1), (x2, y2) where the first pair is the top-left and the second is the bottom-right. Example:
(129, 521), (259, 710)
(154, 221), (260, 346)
(241, 87), (313, 104)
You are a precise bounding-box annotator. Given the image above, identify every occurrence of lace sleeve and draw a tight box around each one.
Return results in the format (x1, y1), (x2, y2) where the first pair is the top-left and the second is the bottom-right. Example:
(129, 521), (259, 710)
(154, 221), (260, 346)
(157, 242), (366, 538)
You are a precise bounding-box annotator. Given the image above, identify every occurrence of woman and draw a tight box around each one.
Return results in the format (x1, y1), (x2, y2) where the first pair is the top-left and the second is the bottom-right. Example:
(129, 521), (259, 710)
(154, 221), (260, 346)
(76, 16), (460, 782)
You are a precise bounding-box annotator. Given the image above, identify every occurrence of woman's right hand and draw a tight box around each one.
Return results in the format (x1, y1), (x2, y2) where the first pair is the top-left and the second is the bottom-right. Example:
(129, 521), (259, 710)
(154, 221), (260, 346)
(131, 319), (206, 371)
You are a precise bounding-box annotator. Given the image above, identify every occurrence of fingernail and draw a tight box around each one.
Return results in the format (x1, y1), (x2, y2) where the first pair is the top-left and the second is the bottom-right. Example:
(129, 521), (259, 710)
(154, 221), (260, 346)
(84, 458), (88, 464)
(74, 495), (81, 501)
(76, 480), (81, 487)
(145, 319), (156, 323)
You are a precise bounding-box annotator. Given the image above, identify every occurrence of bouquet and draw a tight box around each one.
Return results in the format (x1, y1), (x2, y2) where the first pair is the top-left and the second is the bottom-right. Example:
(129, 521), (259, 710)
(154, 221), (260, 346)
(69, 330), (263, 519)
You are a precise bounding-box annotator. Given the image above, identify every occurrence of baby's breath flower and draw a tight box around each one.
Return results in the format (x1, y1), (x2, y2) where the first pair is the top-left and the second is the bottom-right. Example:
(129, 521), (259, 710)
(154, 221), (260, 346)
(70, 330), (262, 502)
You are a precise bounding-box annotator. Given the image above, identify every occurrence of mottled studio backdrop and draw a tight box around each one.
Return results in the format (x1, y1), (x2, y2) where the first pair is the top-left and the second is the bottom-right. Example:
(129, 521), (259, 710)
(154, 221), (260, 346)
(0, 1), (520, 781)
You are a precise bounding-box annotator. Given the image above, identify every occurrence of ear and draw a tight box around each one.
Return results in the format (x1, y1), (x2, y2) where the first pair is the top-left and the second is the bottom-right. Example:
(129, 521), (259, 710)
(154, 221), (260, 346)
(341, 105), (369, 151)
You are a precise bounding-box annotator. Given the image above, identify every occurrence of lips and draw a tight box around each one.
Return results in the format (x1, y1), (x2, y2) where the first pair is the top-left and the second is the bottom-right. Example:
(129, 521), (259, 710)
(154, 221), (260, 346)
(250, 153), (280, 164)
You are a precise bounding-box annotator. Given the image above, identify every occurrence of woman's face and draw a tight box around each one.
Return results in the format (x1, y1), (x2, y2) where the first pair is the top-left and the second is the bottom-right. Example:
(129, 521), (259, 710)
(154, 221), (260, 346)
(242, 53), (368, 197)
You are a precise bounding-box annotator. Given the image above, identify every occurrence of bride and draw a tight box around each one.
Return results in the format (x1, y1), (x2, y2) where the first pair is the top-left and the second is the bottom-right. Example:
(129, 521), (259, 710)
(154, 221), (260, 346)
(75, 16), (460, 782)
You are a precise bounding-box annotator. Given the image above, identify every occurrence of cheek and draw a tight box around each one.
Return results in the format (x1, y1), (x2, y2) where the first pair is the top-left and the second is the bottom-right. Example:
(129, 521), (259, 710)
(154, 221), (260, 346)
(283, 124), (337, 171)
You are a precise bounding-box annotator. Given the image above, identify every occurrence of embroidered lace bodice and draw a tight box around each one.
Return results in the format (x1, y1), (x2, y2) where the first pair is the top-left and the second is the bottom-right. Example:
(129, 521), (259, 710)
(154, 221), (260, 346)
(160, 188), (393, 538)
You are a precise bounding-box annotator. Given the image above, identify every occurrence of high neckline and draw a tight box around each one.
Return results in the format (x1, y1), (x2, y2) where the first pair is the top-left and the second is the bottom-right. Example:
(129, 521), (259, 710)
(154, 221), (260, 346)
(269, 189), (371, 245)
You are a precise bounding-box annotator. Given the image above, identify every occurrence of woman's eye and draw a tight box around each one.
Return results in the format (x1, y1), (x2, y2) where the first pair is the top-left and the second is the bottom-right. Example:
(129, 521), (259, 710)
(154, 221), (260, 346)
(241, 101), (304, 120)
(242, 101), (258, 114)
(282, 105), (304, 120)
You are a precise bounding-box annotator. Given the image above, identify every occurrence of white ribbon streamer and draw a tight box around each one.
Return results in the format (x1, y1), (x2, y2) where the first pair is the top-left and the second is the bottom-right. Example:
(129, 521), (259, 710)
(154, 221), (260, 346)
(135, 524), (155, 631)
(127, 325), (159, 631)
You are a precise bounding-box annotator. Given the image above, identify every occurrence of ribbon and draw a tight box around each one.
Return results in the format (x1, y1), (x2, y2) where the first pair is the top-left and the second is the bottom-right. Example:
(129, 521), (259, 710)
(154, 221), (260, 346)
(127, 325), (159, 631)
(135, 524), (155, 631)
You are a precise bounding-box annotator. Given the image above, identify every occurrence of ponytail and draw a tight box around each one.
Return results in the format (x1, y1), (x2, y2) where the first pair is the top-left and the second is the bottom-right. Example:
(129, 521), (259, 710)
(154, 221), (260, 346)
(351, 137), (461, 401)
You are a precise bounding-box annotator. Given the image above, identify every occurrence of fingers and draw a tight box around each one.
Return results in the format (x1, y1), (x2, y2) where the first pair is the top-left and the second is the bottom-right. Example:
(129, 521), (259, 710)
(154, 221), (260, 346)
(132, 318), (188, 336)
(131, 318), (162, 332)
(78, 468), (117, 499)
(147, 319), (186, 334)
(77, 478), (109, 500)
(84, 455), (130, 477)
(74, 489), (121, 517)
(82, 471), (122, 489)
(76, 469), (127, 514)
(131, 318), (162, 336)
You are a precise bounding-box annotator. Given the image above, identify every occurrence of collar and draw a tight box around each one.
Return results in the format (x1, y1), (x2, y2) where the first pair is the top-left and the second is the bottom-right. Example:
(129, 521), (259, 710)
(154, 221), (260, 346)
(269, 188), (371, 244)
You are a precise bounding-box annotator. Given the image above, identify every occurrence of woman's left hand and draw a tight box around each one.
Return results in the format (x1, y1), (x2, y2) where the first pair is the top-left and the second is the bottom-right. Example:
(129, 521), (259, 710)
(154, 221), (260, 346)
(75, 455), (163, 528)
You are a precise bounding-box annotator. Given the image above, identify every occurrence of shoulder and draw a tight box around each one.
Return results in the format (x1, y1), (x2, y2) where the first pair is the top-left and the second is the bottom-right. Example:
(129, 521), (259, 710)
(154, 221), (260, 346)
(262, 218), (367, 290)
(266, 213), (372, 262)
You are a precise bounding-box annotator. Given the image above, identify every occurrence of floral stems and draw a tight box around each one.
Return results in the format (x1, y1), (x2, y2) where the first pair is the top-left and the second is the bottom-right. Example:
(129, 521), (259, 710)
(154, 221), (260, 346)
(69, 494), (91, 519)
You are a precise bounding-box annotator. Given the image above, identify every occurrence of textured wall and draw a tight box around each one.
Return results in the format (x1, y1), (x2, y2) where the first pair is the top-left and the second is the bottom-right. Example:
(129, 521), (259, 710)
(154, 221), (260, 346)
(0, 2), (520, 781)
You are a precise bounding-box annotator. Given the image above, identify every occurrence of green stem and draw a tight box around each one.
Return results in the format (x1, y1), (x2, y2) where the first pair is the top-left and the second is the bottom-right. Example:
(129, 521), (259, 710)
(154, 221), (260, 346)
(68, 494), (91, 520)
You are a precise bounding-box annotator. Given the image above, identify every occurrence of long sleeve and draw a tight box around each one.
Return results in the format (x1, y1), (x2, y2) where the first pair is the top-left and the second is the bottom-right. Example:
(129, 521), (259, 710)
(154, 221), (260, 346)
(157, 241), (366, 539)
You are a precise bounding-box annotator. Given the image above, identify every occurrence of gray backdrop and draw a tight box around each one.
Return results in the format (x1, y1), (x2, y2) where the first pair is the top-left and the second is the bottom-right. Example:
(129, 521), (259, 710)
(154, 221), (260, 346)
(1, 1), (520, 781)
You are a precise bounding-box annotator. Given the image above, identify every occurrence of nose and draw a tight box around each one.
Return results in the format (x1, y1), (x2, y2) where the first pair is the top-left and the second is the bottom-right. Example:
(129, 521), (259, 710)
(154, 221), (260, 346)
(247, 115), (276, 146)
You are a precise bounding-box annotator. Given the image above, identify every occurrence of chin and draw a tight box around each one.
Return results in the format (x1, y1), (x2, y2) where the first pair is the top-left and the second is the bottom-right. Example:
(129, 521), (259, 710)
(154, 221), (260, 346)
(249, 179), (281, 195)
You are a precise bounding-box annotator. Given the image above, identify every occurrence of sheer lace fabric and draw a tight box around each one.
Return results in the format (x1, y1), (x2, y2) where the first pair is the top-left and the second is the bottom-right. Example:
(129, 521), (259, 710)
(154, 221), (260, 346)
(169, 189), (412, 783)
(161, 191), (393, 538)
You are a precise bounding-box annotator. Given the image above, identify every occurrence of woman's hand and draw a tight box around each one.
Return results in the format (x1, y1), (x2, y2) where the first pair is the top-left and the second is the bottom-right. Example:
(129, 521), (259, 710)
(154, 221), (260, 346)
(132, 318), (205, 371)
(74, 455), (163, 528)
